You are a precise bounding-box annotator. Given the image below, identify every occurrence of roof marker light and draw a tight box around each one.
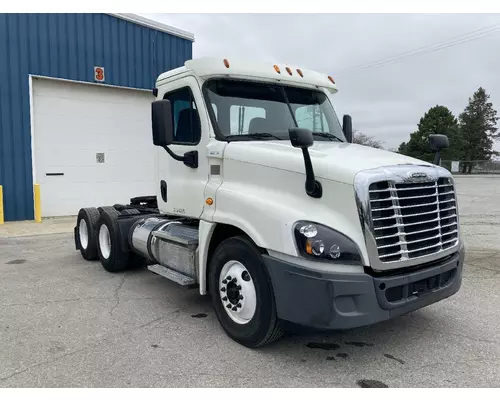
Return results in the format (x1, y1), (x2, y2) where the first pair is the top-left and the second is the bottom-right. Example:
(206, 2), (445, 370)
(274, 65), (281, 74)
(296, 69), (303, 77)
(285, 67), (293, 76)
(223, 59), (230, 68)
(328, 75), (335, 84)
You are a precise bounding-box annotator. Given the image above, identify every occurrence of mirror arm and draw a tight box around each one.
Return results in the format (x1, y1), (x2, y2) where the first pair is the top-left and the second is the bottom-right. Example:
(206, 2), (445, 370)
(433, 150), (441, 166)
(302, 148), (322, 198)
(164, 146), (184, 162)
(163, 146), (198, 169)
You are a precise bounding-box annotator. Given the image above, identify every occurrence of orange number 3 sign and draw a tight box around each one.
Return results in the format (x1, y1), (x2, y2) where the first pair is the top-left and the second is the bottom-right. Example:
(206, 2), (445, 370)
(94, 66), (105, 82)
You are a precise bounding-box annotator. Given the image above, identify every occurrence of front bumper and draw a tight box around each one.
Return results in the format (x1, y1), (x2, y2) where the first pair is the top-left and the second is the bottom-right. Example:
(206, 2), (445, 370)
(263, 244), (464, 330)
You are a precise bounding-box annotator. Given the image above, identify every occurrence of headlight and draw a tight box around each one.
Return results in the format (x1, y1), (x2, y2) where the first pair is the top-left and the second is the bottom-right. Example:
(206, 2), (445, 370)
(293, 221), (362, 264)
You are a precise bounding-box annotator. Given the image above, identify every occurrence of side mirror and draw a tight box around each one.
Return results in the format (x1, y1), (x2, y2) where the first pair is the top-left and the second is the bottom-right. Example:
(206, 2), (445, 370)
(429, 134), (449, 166)
(429, 134), (449, 151)
(343, 115), (353, 143)
(289, 128), (322, 198)
(152, 100), (174, 147)
(289, 127), (313, 149)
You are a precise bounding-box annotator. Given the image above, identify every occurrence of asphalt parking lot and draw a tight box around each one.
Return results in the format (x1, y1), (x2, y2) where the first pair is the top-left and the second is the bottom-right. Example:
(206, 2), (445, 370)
(1, 175), (500, 388)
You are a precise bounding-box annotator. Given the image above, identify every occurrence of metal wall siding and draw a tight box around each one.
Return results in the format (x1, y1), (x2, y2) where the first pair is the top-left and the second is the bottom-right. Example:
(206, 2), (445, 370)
(0, 13), (192, 221)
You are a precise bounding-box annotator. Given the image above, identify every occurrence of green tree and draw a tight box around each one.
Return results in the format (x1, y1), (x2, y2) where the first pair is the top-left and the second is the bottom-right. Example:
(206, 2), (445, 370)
(398, 105), (461, 163)
(458, 87), (499, 173)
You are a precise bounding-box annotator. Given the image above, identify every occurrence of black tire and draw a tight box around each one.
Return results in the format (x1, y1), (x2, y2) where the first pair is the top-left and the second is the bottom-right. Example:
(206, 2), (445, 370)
(209, 236), (283, 348)
(96, 207), (147, 272)
(96, 207), (131, 273)
(76, 207), (100, 261)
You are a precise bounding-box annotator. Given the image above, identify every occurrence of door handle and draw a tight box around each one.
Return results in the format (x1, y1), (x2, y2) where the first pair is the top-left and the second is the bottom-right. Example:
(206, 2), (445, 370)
(160, 180), (167, 202)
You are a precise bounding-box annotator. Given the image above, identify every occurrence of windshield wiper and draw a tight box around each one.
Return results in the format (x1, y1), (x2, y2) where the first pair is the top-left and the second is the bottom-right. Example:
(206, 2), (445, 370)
(312, 132), (343, 142)
(226, 132), (283, 141)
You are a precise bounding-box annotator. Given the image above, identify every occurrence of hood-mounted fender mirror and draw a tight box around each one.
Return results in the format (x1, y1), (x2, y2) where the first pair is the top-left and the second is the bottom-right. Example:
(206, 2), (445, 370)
(429, 134), (449, 166)
(289, 128), (322, 199)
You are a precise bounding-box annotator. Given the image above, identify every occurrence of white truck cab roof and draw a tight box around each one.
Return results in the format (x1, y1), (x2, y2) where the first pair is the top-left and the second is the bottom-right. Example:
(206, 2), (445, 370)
(156, 57), (338, 94)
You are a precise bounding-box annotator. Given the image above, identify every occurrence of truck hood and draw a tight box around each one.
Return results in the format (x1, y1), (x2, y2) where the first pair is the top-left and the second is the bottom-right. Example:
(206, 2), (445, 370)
(224, 140), (434, 185)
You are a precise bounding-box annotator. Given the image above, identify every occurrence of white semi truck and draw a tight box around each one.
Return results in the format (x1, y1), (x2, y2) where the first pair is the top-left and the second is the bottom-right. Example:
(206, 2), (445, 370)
(74, 57), (464, 348)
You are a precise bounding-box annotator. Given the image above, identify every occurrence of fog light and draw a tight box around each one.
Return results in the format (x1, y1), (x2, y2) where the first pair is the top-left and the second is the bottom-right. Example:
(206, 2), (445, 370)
(329, 244), (341, 259)
(312, 240), (325, 256)
(299, 224), (318, 238)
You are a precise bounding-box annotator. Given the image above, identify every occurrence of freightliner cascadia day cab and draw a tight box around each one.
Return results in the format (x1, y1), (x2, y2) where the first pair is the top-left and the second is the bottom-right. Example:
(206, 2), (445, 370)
(74, 57), (464, 348)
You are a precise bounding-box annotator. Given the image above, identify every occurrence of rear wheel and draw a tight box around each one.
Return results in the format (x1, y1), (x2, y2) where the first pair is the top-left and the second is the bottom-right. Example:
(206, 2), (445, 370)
(209, 236), (283, 348)
(97, 207), (129, 273)
(96, 207), (146, 272)
(76, 207), (100, 261)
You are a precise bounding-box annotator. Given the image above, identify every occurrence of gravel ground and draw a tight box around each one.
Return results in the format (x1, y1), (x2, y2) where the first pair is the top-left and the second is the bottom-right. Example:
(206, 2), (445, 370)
(1, 175), (499, 388)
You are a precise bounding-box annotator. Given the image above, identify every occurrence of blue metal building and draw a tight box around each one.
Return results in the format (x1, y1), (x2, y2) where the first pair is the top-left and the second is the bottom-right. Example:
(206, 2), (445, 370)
(0, 13), (194, 221)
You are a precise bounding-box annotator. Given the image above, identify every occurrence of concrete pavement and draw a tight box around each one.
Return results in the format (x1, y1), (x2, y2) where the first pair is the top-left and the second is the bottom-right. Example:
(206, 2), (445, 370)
(1, 232), (499, 387)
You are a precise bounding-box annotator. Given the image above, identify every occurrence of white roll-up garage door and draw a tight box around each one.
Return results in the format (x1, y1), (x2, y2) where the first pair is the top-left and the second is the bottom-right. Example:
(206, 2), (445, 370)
(32, 78), (157, 217)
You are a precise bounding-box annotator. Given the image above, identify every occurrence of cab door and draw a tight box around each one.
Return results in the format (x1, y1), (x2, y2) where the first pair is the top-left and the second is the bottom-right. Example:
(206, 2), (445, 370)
(156, 76), (210, 218)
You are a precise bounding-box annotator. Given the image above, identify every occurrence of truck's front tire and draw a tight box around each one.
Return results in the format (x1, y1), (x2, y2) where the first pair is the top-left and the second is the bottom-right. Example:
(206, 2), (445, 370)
(209, 236), (283, 348)
(76, 207), (100, 261)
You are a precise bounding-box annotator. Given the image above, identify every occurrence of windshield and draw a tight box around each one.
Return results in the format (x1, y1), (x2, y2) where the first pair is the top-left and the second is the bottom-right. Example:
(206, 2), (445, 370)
(204, 79), (345, 142)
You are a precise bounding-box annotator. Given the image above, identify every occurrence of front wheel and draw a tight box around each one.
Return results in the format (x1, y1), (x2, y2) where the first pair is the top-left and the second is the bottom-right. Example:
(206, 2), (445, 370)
(209, 236), (283, 348)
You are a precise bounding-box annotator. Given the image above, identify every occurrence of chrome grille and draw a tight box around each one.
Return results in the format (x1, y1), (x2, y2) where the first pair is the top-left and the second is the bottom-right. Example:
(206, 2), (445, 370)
(368, 177), (459, 263)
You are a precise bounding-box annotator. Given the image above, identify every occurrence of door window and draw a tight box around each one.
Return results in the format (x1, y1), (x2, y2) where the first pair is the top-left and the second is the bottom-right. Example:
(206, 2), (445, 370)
(164, 87), (201, 145)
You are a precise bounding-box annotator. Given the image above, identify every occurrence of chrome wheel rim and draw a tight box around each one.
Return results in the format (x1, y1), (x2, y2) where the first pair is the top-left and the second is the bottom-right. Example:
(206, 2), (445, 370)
(99, 224), (111, 259)
(79, 219), (89, 250)
(219, 261), (257, 325)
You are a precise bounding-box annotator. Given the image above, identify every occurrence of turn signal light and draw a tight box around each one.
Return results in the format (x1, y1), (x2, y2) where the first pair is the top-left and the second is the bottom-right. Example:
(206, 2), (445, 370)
(206, 198), (214, 206)
(305, 240), (313, 255)
(274, 65), (281, 74)
(223, 59), (230, 68)
(305, 238), (325, 256)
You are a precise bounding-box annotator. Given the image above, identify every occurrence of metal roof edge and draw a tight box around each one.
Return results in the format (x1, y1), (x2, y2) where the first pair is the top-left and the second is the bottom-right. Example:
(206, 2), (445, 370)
(107, 13), (195, 42)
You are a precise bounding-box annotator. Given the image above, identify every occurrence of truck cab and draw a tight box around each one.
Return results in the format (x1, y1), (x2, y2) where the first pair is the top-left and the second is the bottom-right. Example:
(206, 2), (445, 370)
(74, 57), (464, 348)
